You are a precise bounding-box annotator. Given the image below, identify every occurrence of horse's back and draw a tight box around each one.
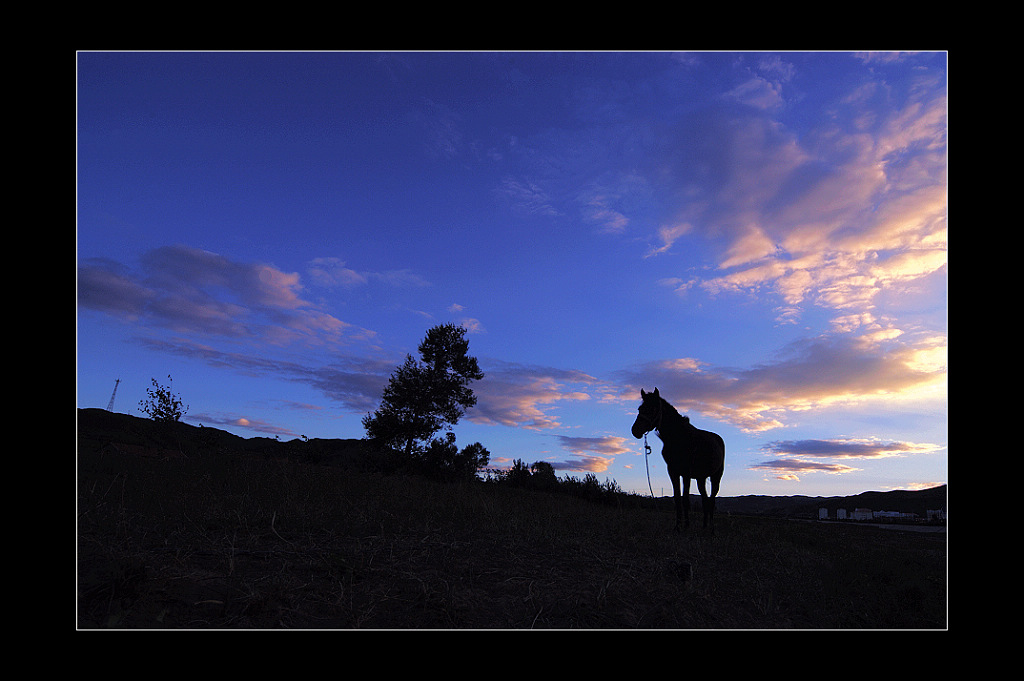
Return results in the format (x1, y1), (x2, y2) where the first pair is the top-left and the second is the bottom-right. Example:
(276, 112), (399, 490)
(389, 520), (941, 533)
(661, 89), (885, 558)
(663, 426), (724, 479)
(696, 427), (725, 477)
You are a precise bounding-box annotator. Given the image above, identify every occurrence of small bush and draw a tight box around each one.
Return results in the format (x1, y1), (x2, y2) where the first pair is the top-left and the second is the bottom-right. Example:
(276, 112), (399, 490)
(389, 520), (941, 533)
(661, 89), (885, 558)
(138, 375), (188, 422)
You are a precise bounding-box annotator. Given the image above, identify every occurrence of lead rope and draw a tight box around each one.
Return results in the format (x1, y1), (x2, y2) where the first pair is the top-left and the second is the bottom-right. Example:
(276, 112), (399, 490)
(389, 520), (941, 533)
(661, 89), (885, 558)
(644, 432), (655, 497)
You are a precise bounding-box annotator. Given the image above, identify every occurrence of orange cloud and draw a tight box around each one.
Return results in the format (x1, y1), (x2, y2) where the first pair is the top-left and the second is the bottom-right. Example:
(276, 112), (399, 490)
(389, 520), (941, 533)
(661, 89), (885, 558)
(554, 435), (634, 457)
(617, 331), (946, 432)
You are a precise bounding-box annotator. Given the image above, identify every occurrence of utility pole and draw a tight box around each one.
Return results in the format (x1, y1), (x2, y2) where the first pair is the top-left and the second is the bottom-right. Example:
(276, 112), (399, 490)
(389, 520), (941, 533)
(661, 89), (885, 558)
(106, 378), (120, 412)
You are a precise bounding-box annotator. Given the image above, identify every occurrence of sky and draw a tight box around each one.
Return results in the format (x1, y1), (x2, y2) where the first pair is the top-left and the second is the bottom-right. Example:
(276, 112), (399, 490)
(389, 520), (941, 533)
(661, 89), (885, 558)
(76, 51), (947, 498)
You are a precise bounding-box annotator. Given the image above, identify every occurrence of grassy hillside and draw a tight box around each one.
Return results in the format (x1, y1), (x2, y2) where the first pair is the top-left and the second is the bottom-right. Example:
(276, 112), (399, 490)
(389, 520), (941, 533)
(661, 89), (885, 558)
(77, 409), (947, 629)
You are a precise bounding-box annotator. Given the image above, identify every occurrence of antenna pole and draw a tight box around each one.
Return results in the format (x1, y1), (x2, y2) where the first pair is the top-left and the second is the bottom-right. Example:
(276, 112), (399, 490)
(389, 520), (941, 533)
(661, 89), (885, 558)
(106, 378), (121, 411)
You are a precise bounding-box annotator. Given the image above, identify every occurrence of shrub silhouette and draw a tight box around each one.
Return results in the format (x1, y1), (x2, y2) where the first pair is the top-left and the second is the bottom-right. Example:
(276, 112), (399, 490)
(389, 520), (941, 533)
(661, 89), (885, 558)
(138, 375), (188, 423)
(411, 432), (490, 481)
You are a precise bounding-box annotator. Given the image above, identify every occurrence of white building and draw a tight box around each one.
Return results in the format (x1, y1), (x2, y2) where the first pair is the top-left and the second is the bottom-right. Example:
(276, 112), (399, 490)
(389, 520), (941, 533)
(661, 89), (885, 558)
(873, 510), (918, 521)
(852, 508), (873, 521)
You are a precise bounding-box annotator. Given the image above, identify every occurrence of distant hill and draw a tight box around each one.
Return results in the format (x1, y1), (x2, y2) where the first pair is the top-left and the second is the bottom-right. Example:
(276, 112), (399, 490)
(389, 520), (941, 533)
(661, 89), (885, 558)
(76, 408), (373, 468)
(714, 485), (947, 519)
(77, 407), (946, 519)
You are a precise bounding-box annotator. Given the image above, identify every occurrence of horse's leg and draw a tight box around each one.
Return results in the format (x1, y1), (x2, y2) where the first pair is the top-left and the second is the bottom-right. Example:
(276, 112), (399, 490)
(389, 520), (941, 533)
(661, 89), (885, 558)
(697, 477), (710, 529)
(682, 476), (691, 529)
(708, 474), (721, 535)
(671, 475), (683, 532)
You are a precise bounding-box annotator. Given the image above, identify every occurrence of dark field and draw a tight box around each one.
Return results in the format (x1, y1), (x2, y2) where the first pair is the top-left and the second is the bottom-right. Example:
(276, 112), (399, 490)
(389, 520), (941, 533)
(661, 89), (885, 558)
(77, 412), (947, 629)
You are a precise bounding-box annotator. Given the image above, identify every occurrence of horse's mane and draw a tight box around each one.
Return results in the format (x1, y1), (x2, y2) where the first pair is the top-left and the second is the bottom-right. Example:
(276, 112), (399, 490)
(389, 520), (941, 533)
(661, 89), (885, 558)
(657, 395), (689, 426)
(659, 393), (684, 419)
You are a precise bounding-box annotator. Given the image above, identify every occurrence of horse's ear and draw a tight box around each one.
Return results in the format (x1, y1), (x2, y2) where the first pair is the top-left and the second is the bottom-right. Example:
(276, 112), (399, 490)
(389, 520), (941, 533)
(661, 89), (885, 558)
(640, 388), (646, 398)
(653, 387), (660, 397)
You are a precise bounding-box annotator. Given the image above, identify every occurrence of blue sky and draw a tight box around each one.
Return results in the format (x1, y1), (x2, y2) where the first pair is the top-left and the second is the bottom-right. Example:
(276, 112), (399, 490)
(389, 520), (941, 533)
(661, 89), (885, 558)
(76, 51), (947, 498)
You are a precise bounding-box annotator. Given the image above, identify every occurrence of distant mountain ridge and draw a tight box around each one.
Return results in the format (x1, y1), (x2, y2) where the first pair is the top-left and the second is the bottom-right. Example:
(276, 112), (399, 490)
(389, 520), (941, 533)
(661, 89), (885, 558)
(713, 485), (947, 519)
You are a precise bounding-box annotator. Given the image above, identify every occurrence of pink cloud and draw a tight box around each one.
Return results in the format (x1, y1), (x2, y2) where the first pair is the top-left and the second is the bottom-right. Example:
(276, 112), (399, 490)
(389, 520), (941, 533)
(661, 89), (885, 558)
(469, 362), (599, 429)
(659, 72), (946, 320)
(750, 437), (943, 481)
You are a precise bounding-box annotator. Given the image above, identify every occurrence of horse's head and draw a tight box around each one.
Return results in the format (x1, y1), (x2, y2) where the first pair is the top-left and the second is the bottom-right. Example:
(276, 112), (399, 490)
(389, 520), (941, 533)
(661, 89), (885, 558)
(631, 387), (663, 439)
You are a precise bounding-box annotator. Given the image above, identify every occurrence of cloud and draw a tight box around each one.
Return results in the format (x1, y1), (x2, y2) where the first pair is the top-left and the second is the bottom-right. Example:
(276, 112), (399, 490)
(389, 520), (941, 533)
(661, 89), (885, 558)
(445, 304), (484, 334)
(725, 76), (784, 111)
(750, 437), (943, 481)
(458, 318), (485, 334)
(307, 257), (430, 289)
(719, 225), (780, 269)
(129, 339), (613, 432)
(306, 258), (368, 287)
(134, 336), (394, 415)
(761, 438), (943, 459)
(748, 458), (860, 481)
(79, 245), (375, 346)
(469, 361), (599, 429)
(366, 269), (432, 288)
(417, 97), (464, 160)
(756, 55), (796, 84)
(548, 434), (635, 473)
(190, 411), (299, 438)
(551, 454), (614, 473)
(616, 331), (946, 432)
(581, 194), (629, 234)
(645, 223), (692, 258)
(658, 68), (946, 319)
(498, 176), (560, 217)
(554, 435), (634, 457)
(77, 258), (155, 319)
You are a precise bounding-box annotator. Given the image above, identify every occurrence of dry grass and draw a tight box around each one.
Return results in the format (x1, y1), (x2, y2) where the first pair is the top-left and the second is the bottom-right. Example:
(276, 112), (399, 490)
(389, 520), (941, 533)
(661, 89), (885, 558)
(77, 439), (946, 629)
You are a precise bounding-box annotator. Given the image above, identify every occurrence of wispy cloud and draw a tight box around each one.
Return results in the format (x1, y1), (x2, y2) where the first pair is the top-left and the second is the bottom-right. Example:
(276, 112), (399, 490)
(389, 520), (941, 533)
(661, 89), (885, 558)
(645, 223), (692, 258)
(761, 437), (943, 459)
(306, 258), (368, 287)
(445, 304), (485, 334)
(497, 176), (561, 217)
(307, 257), (430, 289)
(656, 62), (946, 321)
(79, 246), (377, 346)
(725, 76), (785, 111)
(749, 458), (860, 481)
(750, 437), (943, 481)
(417, 97), (464, 160)
(552, 454), (614, 474)
(127, 337), (607, 433)
(459, 318), (485, 334)
(547, 435), (635, 473)
(134, 336), (394, 415)
(581, 194), (630, 234)
(555, 434), (632, 456)
(190, 411), (299, 438)
(469, 361), (599, 429)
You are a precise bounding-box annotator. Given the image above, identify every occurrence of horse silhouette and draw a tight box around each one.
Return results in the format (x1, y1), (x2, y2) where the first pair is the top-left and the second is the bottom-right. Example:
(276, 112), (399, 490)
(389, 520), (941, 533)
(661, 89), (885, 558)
(631, 388), (725, 533)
